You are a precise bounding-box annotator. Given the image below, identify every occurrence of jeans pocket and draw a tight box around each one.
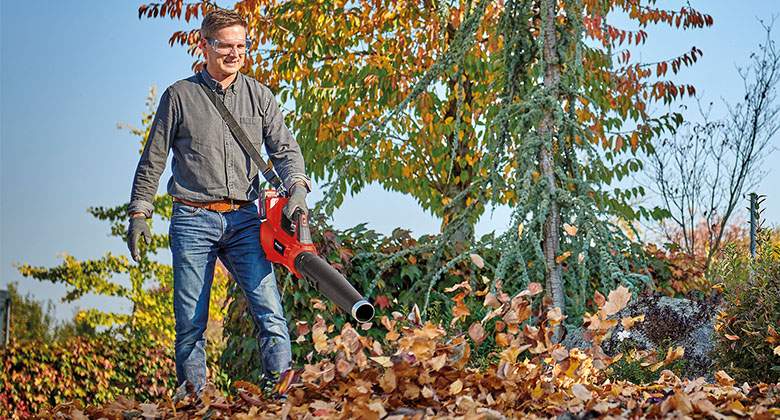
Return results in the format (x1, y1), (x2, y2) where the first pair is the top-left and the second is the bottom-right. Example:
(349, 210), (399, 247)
(172, 202), (202, 217)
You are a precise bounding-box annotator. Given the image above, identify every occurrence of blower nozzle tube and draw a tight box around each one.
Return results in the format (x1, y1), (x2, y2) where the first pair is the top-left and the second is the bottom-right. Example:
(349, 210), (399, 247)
(294, 252), (375, 323)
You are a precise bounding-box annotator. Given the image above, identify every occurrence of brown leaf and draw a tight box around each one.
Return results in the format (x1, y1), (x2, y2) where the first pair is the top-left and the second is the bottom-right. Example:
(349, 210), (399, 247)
(527, 282), (543, 296)
(603, 286), (631, 316)
(483, 293), (501, 309)
(715, 370), (734, 386)
(295, 321), (310, 336)
(547, 307), (565, 325)
(379, 369), (396, 393)
(594, 290), (606, 307)
(694, 398), (717, 414)
(468, 322), (486, 345)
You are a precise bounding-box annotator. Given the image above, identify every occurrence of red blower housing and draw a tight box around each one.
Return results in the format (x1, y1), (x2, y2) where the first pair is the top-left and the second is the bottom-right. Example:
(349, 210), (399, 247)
(259, 190), (374, 323)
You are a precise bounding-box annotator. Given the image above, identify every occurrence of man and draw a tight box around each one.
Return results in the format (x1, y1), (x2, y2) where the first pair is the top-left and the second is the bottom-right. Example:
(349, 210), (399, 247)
(126, 9), (309, 399)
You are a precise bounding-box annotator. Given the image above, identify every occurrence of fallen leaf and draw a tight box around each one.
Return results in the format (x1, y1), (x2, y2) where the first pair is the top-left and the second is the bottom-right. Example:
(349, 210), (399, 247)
(621, 314), (645, 330)
(594, 290), (606, 307)
(429, 353), (447, 371)
(715, 370), (734, 386)
(368, 401), (386, 418)
(483, 293), (501, 309)
(311, 299), (327, 310)
(603, 286), (631, 316)
(774, 345), (780, 356)
(572, 383), (591, 401)
(551, 347), (569, 362)
(449, 379), (463, 395)
(517, 223), (524, 238)
(370, 356), (393, 368)
(379, 369), (396, 393)
(547, 307), (564, 324)
(563, 223), (578, 236)
(725, 334), (740, 341)
(663, 346), (685, 365)
(468, 322), (486, 345)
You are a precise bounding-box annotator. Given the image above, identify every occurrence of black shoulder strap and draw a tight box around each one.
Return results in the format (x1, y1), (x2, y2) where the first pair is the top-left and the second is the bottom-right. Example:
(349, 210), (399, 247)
(198, 80), (282, 190)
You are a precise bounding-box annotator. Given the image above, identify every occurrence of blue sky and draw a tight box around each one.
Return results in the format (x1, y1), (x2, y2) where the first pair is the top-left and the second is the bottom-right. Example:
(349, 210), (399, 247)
(2, 1), (779, 322)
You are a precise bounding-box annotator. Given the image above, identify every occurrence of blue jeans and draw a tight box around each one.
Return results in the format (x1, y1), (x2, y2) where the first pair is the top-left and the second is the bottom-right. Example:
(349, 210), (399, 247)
(169, 201), (291, 392)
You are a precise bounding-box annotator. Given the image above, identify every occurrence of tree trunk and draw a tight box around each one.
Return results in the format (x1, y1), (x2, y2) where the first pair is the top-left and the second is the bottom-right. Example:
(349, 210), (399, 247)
(539, 0), (564, 343)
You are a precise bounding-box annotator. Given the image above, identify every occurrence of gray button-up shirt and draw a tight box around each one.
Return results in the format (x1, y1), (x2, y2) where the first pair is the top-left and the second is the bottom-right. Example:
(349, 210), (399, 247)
(128, 69), (311, 217)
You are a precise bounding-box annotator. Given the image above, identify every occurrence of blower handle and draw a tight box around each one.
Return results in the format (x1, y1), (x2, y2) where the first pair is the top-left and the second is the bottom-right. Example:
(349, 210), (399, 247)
(294, 211), (313, 245)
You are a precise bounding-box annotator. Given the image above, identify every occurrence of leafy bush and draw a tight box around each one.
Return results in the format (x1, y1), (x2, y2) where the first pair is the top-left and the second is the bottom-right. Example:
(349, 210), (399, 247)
(644, 244), (708, 297)
(0, 331), (175, 418)
(712, 233), (780, 384)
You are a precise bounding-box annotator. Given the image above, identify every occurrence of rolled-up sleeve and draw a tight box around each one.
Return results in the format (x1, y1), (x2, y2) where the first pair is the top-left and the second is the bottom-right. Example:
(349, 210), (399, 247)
(128, 87), (178, 217)
(260, 86), (311, 192)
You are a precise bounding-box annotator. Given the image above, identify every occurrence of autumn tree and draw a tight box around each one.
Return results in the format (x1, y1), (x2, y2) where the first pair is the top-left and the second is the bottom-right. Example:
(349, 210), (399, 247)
(139, 1), (712, 329)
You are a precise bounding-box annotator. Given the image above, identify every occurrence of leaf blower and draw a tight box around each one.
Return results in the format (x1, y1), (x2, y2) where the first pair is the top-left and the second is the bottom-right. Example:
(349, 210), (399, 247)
(259, 189), (375, 323)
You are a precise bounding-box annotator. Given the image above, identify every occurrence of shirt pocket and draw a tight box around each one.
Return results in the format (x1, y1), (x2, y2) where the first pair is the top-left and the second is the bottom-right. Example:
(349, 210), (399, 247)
(239, 116), (263, 145)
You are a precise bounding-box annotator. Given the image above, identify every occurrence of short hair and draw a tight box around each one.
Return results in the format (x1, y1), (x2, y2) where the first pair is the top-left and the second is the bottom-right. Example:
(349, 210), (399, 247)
(201, 9), (247, 40)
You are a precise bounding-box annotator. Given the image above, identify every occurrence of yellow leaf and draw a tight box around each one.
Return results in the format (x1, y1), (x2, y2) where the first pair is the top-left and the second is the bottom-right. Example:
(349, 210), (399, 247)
(663, 346), (685, 365)
(370, 356), (393, 368)
(774, 345), (780, 356)
(449, 379), (463, 395)
(621, 314), (645, 330)
(555, 251), (572, 264)
(563, 223), (578, 236)
(429, 354), (447, 372)
(517, 223), (524, 238)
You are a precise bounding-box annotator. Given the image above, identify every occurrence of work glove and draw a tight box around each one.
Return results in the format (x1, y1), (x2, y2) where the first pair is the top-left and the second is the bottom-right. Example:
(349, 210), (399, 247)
(127, 216), (152, 262)
(283, 183), (308, 221)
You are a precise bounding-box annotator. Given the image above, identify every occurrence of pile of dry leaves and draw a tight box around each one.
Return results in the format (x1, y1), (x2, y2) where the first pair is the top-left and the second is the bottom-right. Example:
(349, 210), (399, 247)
(40, 283), (779, 419)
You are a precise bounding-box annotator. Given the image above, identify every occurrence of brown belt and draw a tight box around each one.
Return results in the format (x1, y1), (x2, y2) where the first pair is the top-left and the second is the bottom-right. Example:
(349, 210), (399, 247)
(173, 197), (253, 213)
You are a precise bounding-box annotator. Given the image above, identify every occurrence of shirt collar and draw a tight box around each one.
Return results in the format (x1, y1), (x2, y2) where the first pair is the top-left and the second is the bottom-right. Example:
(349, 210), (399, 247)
(199, 66), (242, 93)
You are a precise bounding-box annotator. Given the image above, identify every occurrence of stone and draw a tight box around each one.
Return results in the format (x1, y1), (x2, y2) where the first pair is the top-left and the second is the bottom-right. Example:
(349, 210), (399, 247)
(564, 293), (721, 380)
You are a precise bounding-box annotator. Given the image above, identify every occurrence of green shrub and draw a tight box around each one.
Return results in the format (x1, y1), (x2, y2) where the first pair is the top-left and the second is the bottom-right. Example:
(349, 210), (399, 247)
(712, 233), (780, 384)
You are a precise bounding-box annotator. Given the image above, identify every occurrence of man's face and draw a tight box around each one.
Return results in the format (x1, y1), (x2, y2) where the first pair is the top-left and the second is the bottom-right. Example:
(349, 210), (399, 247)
(201, 25), (247, 79)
